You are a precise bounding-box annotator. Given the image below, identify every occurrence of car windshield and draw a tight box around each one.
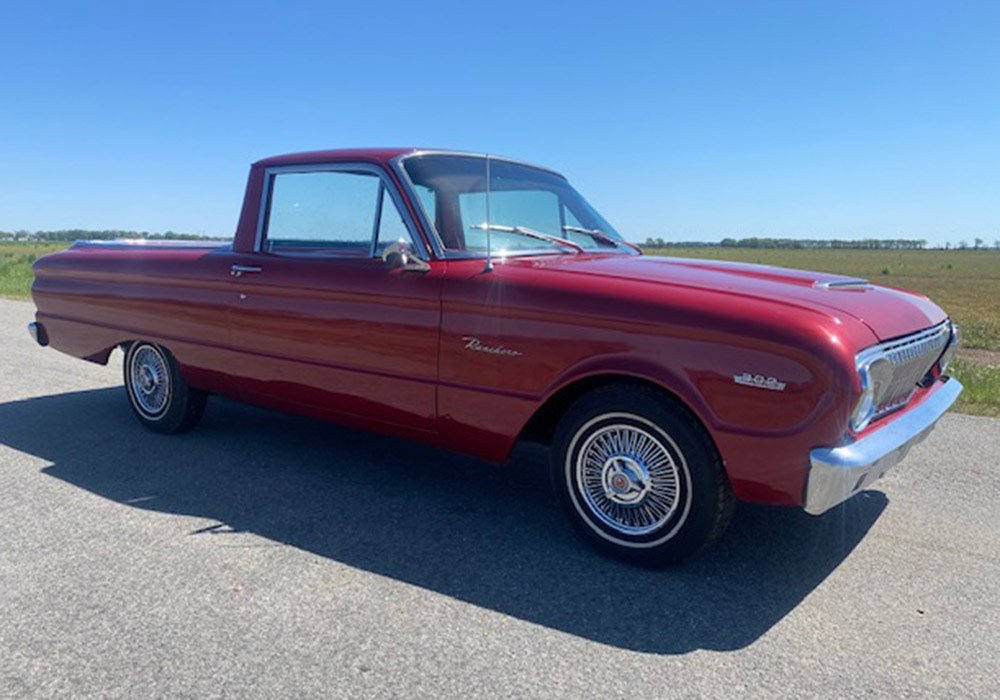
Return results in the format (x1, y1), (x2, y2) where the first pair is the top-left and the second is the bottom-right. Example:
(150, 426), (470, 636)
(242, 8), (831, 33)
(400, 154), (627, 256)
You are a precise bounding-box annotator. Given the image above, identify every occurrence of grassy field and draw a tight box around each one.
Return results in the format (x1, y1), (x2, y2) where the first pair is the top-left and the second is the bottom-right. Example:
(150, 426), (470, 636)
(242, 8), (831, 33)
(3, 241), (998, 416)
(0, 242), (69, 298)
(949, 360), (1000, 418)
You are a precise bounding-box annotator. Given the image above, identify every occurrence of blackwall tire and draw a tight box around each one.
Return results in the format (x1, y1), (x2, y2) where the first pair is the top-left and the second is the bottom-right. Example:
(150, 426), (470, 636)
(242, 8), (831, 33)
(551, 384), (734, 567)
(123, 342), (207, 434)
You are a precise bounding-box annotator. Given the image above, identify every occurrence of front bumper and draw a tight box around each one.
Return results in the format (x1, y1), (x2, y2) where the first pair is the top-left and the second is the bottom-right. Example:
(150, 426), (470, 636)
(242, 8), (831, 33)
(804, 377), (963, 515)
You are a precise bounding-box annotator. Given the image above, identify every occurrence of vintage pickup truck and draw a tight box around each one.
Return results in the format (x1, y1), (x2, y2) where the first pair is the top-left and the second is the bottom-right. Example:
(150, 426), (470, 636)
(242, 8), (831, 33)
(29, 148), (962, 565)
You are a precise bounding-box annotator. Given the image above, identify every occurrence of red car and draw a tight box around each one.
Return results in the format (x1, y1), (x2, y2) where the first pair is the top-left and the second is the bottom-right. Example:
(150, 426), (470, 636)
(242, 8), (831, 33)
(28, 148), (962, 565)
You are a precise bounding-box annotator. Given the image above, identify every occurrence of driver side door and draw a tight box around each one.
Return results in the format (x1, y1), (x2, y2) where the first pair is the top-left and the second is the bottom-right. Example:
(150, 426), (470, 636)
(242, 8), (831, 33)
(228, 163), (443, 433)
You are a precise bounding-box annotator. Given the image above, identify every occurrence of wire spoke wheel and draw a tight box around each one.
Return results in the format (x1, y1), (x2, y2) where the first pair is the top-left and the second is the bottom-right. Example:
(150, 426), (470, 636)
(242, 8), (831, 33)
(128, 344), (171, 417)
(575, 422), (682, 536)
(555, 388), (734, 565)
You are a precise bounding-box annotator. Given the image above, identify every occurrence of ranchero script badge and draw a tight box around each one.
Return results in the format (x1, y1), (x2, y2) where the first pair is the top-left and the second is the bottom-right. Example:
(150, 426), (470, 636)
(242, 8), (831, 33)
(462, 336), (522, 357)
(734, 372), (787, 391)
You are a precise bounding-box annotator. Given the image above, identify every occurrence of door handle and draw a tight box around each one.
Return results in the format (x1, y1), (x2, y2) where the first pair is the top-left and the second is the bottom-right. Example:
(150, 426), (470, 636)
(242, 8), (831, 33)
(230, 264), (262, 277)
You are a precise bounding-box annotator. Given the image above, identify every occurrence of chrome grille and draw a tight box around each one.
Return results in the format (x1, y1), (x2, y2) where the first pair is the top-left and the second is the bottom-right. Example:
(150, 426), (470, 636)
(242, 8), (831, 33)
(873, 322), (950, 418)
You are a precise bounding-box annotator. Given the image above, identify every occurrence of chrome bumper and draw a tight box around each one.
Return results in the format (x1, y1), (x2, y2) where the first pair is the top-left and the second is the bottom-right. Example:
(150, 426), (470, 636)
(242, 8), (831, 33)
(804, 377), (963, 515)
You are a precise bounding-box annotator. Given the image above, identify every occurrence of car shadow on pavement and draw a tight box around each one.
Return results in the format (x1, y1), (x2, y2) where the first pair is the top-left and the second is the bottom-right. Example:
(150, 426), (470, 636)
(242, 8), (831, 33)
(0, 388), (886, 655)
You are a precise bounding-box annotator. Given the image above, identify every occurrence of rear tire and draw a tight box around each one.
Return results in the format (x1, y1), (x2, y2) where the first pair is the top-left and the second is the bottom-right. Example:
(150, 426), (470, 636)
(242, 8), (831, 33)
(123, 342), (206, 434)
(551, 384), (734, 567)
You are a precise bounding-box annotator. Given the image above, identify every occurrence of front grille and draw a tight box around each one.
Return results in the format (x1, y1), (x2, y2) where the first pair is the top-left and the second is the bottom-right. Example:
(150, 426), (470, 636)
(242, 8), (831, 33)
(873, 322), (950, 418)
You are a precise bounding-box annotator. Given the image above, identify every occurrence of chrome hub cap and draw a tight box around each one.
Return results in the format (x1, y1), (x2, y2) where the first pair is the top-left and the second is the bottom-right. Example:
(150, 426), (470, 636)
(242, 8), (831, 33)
(130, 345), (170, 416)
(603, 455), (651, 505)
(576, 423), (681, 536)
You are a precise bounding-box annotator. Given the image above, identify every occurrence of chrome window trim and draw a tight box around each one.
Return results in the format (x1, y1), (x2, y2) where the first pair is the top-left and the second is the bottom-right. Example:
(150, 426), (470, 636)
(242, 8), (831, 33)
(255, 162), (430, 261)
(370, 181), (386, 259)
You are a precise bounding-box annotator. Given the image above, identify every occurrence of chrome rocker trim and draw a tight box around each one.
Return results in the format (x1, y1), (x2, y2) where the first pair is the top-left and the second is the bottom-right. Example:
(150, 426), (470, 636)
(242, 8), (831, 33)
(804, 377), (963, 515)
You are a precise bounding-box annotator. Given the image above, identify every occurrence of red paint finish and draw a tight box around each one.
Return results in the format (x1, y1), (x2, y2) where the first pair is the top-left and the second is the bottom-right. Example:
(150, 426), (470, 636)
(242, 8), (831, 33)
(30, 149), (952, 508)
(225, 252), (443, 431)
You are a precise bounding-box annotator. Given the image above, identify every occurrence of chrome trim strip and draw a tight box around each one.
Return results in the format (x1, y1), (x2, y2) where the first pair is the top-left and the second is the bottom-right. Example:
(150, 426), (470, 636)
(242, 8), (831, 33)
(813, 278), (870, 289)
(805, 377), (962, 515)
(370, 181), (386, 258)
(254, 162), (430, 261)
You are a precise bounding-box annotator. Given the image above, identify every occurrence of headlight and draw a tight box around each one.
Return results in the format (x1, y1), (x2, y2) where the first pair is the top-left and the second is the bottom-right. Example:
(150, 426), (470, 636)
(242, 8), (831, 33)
(937, 322), (959, 375)
(850, 351), (892, 433)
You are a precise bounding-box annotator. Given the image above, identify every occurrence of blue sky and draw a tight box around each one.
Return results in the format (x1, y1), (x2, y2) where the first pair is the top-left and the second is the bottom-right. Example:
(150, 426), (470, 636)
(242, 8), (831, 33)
(1, 0), (997, 246)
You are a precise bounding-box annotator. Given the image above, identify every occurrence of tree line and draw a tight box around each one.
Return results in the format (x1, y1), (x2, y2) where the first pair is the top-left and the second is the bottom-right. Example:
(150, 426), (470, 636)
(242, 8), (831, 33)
(641, 237), (1000, 250)
(0, 229), (225, 242)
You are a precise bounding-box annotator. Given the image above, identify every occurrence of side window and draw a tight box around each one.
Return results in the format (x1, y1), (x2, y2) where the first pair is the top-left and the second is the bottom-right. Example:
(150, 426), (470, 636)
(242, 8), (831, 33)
(266, 171), (380, 255)
(375, 188), (416, 255)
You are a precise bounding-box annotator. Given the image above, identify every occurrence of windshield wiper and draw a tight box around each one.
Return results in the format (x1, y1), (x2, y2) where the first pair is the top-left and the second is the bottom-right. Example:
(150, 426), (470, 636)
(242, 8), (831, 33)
(562, 225), (642, 253)
(470, 223), (584, 254)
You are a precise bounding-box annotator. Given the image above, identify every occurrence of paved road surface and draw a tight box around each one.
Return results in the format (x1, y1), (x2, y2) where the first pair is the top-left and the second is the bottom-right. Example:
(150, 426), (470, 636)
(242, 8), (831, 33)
(1, 299), (997, 698)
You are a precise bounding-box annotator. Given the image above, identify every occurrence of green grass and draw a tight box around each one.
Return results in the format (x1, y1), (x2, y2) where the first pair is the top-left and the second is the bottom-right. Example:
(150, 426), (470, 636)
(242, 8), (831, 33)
(951, 359), (1000, 418)
(0, 242), (69, 298)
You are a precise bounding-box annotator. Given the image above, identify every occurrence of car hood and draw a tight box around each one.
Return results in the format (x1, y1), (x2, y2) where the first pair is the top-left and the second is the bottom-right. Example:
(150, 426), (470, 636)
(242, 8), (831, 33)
(526, 254), (947, 341)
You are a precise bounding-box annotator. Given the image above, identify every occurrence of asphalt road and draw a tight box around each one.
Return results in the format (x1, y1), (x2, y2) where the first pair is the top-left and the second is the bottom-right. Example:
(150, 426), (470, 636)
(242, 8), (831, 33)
(1, 298), (998, 699)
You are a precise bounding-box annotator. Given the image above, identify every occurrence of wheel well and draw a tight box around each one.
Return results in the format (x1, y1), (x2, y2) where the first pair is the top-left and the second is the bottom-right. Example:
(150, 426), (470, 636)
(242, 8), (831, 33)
(519, 374), (693, 447)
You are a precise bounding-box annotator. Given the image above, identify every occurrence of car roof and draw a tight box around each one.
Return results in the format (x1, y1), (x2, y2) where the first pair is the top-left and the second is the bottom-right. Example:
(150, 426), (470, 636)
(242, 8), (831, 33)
(253, 148), (419, 167)
(253, 148), (564, 177)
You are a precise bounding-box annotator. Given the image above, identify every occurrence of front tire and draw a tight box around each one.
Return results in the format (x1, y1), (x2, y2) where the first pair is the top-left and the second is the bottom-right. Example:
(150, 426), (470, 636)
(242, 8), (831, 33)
(123, 342), (206, 434)
(551, 385), (733, 567)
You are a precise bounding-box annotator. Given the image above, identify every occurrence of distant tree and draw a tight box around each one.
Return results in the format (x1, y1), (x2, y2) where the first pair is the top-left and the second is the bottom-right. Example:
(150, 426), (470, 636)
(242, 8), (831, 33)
(4, 229), (226, 242)
(975, 237), (984, 250)
(632, 237), (943, 251)
(958, 240), (968, 250)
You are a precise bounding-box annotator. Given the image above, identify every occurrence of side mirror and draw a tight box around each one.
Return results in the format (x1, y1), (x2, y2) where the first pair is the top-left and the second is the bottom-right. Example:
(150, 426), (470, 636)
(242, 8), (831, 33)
(382, 240), (430, 272)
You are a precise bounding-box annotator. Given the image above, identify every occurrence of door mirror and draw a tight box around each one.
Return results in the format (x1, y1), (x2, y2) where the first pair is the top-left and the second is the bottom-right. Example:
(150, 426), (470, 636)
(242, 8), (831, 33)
(382, 240), (430, 272)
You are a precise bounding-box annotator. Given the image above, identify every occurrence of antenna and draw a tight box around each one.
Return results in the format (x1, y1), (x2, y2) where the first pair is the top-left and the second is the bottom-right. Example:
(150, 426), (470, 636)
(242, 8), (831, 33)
(484, 154), (493, 272)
